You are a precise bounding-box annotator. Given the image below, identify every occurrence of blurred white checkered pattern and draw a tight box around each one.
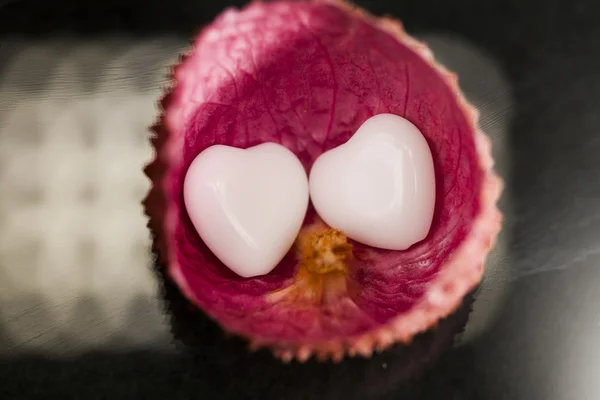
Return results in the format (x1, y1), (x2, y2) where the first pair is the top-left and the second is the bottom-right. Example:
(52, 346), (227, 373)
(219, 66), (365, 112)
(0, 36), (188, 353)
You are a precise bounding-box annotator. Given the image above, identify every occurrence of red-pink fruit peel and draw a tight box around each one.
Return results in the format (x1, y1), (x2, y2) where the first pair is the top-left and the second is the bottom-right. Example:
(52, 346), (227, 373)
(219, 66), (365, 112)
(143, 0), (503, 362)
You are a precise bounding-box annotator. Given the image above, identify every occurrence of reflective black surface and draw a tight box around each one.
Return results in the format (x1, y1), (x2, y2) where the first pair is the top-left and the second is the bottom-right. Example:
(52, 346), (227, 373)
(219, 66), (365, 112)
(1, 0), (599, 399)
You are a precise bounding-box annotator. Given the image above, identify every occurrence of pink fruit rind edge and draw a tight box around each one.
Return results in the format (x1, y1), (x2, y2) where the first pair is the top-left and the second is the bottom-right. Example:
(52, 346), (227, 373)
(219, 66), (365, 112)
(142, 0), (504, 363)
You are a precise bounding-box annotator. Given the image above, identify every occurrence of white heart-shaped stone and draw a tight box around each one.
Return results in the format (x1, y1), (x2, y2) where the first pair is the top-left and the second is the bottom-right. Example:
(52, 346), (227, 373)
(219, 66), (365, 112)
(309, 114), (436, 250)
(183, 143), (309, 278)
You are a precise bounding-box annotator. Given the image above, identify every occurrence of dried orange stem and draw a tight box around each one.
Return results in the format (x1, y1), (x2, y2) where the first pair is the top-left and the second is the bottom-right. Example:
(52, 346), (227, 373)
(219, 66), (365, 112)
(266, 223), (354, 305)
(299, 228), (352, 275)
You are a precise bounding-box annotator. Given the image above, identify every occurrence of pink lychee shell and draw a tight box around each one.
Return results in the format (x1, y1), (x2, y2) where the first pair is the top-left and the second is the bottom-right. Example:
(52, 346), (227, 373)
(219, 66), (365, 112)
(143, 0), (503, 362)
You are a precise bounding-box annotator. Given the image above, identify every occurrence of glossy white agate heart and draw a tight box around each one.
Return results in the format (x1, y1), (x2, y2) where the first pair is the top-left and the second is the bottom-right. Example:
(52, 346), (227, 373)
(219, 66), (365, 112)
(183, 143), (309, 278)
(309, 114), (436, 250)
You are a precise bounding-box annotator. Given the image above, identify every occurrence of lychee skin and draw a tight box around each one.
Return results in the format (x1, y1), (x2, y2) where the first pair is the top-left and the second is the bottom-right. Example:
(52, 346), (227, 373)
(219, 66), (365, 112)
(143, 0), (503, 362)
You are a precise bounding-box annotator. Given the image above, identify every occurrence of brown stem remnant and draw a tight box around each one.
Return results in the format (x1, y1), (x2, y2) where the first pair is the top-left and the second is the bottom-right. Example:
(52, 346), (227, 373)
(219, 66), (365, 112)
(266, 222), (353, 305)
(299, 228), (352, 275)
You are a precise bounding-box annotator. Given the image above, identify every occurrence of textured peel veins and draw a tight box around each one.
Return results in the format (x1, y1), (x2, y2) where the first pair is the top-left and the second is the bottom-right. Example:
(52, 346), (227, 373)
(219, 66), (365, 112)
(144, 0), (503, 361)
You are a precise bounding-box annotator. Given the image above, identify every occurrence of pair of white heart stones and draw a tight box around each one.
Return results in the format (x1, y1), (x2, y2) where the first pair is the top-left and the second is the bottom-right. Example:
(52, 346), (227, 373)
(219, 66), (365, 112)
(184, 113), (436, 278)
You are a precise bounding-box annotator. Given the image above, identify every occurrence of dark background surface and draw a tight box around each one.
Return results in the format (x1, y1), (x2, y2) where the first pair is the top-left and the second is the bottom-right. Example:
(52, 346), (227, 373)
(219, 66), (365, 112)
(1, 0), (600, 399)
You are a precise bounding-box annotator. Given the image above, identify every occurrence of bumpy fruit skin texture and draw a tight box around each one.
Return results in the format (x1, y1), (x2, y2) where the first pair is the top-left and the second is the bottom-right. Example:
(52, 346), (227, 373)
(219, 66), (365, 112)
(143, 0), (503, 362)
